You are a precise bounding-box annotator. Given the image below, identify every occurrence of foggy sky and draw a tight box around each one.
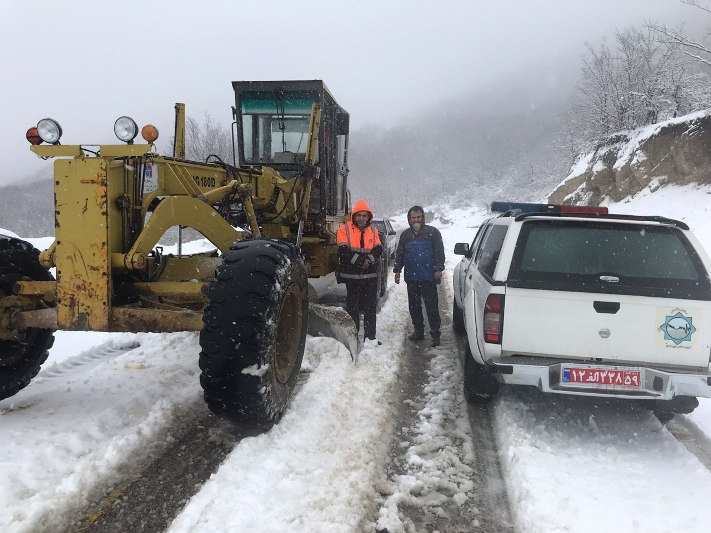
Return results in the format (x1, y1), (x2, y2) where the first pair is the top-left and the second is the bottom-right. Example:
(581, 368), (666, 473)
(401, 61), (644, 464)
(0, 0), (700, 186)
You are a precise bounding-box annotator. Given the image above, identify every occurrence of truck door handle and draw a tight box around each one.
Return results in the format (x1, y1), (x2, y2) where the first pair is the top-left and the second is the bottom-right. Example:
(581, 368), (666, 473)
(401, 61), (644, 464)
(593, 301), (620, 314)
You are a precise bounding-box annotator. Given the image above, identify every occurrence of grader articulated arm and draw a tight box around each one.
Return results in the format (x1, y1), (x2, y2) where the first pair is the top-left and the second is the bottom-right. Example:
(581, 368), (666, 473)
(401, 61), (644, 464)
(16, 104), (322, 333)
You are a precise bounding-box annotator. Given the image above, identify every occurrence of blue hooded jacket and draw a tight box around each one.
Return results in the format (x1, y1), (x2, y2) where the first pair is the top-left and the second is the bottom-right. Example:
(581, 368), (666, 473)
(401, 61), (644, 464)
(393, 224), (445, 284)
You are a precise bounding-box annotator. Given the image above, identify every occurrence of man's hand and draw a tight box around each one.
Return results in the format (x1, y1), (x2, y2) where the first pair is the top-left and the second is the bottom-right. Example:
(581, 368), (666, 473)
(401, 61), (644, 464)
(362, 259), (371, 269)
(434, 271), (443, 281)
(394, 272), (401, 284)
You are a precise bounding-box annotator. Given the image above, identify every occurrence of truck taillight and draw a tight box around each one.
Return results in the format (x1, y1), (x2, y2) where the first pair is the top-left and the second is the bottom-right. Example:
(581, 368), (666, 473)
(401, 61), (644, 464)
(484, 294), (504, 344)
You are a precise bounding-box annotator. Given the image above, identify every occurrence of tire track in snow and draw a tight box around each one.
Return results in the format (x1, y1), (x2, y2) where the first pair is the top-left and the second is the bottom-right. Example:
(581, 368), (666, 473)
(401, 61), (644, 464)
(66, 411), (238, 533)
(375, 279), (512, 532)
(494, 387), (711, 532)
(38, 339), (141, 381)
(664, 415), (711, 473)
(63, 275), (394, 533)
(0, 337), (140, 415)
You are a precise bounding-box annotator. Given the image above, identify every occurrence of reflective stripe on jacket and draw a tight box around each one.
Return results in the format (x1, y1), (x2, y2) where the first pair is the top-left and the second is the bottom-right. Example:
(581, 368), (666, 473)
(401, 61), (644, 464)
(337, 222), (381, 279)
(337, 198), (383, 281)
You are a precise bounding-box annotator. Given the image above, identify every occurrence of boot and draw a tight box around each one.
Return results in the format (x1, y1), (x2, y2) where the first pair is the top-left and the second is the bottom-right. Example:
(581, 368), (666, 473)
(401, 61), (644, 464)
(431, 333), (441, 347)
(408, 331), (425, 341)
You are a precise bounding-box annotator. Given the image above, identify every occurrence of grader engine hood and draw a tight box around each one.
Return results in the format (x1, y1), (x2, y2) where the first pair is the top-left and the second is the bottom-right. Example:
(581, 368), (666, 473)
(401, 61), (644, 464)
(53, 157), (112, 330)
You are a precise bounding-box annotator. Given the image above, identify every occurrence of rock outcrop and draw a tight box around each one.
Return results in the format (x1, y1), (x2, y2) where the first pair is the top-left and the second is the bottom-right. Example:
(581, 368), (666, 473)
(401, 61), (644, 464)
(549, 111), (711, 205)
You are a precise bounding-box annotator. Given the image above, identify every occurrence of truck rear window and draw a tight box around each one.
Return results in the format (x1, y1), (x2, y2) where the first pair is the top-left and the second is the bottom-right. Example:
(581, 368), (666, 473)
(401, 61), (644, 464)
(507, 220), (711, 299)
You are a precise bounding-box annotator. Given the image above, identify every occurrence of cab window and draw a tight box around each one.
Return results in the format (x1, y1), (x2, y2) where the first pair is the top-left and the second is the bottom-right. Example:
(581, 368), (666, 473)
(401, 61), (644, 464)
(241, 90), (318, 165)
(478, 225), (508, 278)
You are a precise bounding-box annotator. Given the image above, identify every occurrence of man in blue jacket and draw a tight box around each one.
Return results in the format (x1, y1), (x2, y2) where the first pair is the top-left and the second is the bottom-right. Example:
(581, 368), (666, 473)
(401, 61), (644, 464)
(393, 206), (445, 347)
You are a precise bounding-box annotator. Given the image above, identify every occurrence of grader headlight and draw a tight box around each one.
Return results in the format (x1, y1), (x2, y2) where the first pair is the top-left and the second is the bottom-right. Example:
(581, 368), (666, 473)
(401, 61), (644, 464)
(37, 118), (62, 144)
(114, 116), (138, 143)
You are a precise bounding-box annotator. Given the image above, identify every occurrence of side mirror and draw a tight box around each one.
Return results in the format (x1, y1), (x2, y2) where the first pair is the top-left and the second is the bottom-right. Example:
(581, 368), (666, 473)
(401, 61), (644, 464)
(454, 243), (470, 256)
(388, 229), (397, 236)
(335, 112), (350, 135)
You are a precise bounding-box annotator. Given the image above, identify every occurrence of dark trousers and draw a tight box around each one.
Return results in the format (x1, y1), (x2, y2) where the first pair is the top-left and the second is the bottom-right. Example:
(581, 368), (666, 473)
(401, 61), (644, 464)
(345, 279), (378, 340)
(407, 281), (441, 336)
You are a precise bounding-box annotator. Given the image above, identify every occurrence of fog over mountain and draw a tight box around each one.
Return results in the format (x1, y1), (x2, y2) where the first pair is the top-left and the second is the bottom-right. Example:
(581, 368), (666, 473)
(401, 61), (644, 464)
(4, 0), (711, 234)
(0, 168), (53, 237)
(349, 68), (577, 217)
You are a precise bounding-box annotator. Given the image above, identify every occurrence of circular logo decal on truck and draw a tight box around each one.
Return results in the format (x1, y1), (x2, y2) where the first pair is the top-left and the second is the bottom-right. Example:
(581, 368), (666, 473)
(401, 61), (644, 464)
(660, 311), (696, 346)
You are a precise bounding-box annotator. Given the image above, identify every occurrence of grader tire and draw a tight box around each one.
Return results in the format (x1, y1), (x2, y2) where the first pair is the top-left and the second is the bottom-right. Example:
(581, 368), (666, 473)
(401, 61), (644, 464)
(199, 239), (308, 426)
(0, 238), (55, 401)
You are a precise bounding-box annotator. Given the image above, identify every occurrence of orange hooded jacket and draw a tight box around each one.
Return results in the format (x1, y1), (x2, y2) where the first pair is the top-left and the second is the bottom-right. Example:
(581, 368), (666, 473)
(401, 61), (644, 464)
(337, 199), (383, 280)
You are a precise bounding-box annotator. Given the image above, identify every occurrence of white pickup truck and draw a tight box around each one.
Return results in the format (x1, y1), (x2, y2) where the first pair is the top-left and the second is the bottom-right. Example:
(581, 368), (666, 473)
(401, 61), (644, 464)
(452, 202), (711, 417)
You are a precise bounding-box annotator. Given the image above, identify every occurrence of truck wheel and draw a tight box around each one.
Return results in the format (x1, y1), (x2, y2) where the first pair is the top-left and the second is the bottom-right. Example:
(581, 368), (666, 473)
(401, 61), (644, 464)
(452, 299), (465, 335)
(0, 238), (55, 400)
(378, 255), (388, 298)
(199, 239), (308, 426)
(463, 344), (498, 404)
(652, 395), (699, 423)
(653, 411), (675, 424)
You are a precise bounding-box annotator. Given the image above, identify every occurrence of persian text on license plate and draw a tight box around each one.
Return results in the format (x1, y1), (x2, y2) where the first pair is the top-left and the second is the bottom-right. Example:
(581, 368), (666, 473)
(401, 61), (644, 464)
(561, 366), (642, 389)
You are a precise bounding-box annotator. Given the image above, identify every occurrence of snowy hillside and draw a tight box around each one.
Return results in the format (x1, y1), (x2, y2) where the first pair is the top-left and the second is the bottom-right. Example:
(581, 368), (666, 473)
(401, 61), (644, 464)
(2, 182), (711, 532)
(550, 110), (711, 206)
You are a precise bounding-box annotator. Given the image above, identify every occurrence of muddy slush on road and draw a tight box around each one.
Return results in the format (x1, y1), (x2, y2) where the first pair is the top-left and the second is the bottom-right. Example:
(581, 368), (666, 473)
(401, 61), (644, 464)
(374, 287), (513, 532)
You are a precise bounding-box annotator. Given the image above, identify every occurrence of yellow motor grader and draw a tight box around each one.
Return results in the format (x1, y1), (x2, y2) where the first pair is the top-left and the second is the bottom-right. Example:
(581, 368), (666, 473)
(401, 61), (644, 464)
(0, 80), (360, 425)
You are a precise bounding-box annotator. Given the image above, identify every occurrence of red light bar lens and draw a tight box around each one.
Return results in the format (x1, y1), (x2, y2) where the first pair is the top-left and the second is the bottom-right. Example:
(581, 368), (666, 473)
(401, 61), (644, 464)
(491, 202), (607, 215)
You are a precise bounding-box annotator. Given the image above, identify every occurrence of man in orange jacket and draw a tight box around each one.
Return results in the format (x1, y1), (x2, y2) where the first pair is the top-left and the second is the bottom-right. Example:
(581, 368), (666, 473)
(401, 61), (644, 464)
(337, 199), (383, 343)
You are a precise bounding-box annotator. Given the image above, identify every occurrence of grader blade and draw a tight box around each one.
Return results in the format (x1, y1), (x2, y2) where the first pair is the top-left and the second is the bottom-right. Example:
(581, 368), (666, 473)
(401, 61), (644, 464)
(308, 304), (358, 359)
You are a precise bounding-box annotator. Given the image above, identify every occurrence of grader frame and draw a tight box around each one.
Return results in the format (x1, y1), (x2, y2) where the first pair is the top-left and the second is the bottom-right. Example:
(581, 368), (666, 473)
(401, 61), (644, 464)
(0, 80), (354, 424)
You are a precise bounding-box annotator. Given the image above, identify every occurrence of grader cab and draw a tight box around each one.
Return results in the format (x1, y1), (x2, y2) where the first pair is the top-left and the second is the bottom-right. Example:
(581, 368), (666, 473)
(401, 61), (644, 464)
(0, 80), (355, 425)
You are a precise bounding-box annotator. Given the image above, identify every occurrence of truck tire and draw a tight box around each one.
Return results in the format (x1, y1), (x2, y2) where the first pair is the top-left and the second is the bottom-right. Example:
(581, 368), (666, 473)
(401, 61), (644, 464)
(378, 255), (388, 298)
(463, 344), (498, 404)
(199, 239), (308, 426)
(0, 238), (55, 400)
(452, 299), (465, 335)
(652, 395), (699, 423)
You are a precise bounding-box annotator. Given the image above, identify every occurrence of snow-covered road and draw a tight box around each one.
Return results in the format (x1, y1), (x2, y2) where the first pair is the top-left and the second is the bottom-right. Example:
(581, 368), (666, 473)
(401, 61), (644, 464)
(3, 183), (711, 532)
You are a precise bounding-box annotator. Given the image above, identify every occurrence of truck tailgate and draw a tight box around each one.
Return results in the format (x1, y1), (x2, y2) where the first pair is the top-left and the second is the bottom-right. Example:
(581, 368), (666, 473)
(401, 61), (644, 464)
(502, 288), (711, 368)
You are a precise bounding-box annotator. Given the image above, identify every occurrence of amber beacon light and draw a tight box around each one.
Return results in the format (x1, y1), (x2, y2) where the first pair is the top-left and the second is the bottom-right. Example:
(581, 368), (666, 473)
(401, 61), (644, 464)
(141, 124), (159, 143)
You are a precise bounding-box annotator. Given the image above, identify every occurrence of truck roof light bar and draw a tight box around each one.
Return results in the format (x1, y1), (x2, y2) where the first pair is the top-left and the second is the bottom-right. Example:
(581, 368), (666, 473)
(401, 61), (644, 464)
(491, 201), (608, 216)
(513, 212), (689, 230)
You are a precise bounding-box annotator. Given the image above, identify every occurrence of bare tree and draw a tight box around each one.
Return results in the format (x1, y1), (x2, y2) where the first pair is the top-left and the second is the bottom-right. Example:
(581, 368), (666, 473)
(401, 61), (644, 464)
(167, 113), (234, 164)
(652, 1), (711, 68)
(572, 25), (711, 144)
(647, 1), (711, 115)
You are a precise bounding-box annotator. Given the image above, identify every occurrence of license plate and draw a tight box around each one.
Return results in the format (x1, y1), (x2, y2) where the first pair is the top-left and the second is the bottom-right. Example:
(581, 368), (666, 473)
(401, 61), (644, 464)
(561, 366), (642, 389)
